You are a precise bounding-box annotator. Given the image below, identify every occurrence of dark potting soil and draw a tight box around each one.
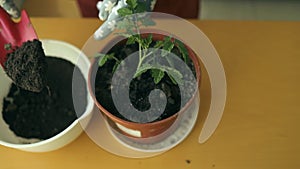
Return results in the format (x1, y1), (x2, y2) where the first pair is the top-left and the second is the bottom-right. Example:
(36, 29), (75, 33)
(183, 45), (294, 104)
(94, 41), (197, 123)
(2, 57), (87, 140)
(4, 39), (47, 92)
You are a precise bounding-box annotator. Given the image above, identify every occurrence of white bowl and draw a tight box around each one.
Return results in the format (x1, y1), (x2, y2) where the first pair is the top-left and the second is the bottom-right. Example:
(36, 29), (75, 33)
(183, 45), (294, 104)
(0, 39), (94, 152)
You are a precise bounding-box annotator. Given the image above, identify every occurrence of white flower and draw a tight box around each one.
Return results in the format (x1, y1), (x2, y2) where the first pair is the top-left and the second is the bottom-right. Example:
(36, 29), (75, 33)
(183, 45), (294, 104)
(96, 1), (103, 10)
(104, 1), (116, 14)
(150, 0), (157, 10)
(0, 0), (5, 7)
(113, 7), (119, 15)
(94, 28), (104, 39)
(6, 8), (18, 18)
(113, 0), (127, 15)
(113, 5), (121, 15)
(121, 0), (127, 6)
(107, 20), (116, 31)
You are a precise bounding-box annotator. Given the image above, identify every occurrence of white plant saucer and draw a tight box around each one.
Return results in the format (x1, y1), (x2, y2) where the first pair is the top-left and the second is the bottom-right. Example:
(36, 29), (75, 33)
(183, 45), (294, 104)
(107, 93), (199, 153)
(83, 92), (199, 158)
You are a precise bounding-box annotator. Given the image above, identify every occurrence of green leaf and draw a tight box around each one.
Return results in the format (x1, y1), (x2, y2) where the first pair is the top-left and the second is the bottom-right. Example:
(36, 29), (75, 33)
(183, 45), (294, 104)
(112, 63), (120, 73)
(118, 7), (133, 16)
(175, 39), (189, 63)
(98, 54), (109, 67)
(107, 53), (115, 59)
(126, 0), (138, 9)
(162, 41), (174, 57)
(159, 36), (174, 56)
(151, 69), (165, 84)
(126, 36), (136, 45)
(136, 2), (147, 13)
(149, 65), (182, 85)
(163, 36), (172, 43)
(166, 67), (183, 85)
(143, 34), (152, 48)
(167, 73), (177, 85)
(134, 64), (152, 78)
(163, 41), (174, 52)
(163, 37), (173, 50)
(147, 34), (153, 43)
(154, 40), (163, 48)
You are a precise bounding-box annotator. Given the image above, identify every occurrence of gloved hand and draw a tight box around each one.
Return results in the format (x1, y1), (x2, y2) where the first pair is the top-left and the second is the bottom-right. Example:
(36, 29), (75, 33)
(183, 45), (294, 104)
(0, 0), (20, 19)
(94, 0), (156, 40)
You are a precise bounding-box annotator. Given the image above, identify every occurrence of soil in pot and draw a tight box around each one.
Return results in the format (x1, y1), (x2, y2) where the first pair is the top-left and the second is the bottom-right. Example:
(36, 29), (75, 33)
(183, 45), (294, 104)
(2, 57), (87, 140)
(4, 39), (47, 92)
(95, 39), (197, 123)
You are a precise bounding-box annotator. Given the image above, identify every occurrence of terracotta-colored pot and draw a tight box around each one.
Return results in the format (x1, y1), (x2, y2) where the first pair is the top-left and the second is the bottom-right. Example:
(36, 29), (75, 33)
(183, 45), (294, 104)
(88, 32), (201, 140)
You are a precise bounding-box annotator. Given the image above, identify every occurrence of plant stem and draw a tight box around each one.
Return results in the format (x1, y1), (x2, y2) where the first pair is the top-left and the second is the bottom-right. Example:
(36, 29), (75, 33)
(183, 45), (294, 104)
(142, 43), (163, 60)
(137, 43), (142, 70)
(112, 56), (121, 64)
(133, 14), (144, 72)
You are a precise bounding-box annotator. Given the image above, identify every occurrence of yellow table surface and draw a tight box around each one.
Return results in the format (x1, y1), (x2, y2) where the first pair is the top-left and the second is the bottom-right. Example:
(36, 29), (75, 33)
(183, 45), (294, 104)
(1, 18), (300, 169)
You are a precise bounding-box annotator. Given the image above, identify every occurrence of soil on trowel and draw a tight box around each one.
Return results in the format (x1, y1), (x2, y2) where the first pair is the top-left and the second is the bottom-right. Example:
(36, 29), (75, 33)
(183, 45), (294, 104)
(2, 57), (87, 140)
(4, 39), (47, 92)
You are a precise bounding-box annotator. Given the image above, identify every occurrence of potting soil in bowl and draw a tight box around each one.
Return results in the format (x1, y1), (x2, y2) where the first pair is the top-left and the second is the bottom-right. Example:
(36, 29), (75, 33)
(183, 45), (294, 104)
(2, 57), (87, 140)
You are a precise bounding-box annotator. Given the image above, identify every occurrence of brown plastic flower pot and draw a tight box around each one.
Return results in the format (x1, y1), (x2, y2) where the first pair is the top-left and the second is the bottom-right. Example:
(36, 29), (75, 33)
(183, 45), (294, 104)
(88, 31), (201, 140)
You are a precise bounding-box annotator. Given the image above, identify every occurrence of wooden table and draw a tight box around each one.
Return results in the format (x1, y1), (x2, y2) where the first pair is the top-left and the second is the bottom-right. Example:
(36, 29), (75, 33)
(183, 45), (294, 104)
(1, 18), (299, 169)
